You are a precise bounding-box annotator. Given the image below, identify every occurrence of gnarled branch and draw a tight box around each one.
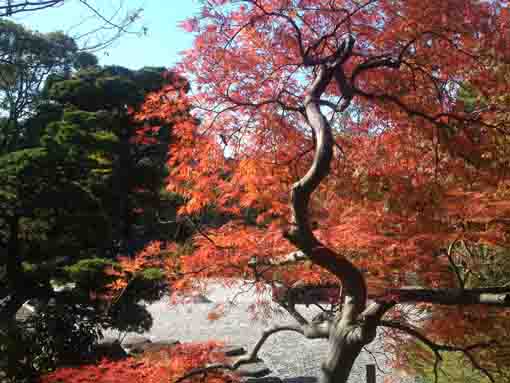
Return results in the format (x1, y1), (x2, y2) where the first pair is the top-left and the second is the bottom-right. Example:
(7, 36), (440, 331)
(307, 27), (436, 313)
(173, 324), (327, 383)
(285, 47), (368, 325)
(382, 287), (510, 307)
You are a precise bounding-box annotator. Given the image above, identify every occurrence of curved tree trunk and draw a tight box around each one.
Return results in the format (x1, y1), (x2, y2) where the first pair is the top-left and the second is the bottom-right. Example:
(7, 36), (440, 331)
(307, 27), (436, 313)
(285, 63), (383, 383)
(321, 329), (365, 383)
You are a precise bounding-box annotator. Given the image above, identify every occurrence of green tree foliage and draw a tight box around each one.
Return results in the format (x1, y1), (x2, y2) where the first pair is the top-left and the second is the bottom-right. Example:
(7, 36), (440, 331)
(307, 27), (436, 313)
(0, 19), (83, 153)
(46, 65), (180, 250)
(0, 21), (186, 381)
(405, 341), (498, 383)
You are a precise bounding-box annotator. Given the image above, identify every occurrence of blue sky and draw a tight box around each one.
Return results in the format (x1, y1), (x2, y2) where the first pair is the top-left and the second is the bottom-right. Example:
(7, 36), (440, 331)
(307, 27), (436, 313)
(8, 0), (201, 69)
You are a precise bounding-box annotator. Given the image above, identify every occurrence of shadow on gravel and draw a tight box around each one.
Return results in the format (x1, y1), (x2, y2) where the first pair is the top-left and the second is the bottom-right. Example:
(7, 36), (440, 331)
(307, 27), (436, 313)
(283, 377), (318, 383)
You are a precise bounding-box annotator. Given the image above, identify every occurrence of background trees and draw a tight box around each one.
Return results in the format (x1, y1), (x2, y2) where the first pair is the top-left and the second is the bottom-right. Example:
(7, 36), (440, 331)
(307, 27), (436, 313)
(0, 19), (83, 153)
(47, 64), (181, 251)
(0, 19), (191, 381)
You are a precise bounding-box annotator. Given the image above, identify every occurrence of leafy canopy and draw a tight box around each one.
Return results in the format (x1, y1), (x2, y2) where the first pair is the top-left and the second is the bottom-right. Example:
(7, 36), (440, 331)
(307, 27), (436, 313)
(139, 0), (510, 381)
(159, 0), (510, 292)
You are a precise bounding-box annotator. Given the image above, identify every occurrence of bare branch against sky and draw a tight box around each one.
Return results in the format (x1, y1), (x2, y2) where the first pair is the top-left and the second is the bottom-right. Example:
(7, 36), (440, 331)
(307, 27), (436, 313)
(1, 0), (146, 51)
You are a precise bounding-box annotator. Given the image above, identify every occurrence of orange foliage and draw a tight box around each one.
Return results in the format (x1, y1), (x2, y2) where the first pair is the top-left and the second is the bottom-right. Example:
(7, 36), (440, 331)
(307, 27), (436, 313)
(41, 342), (234, 383)
(103, 241), (168, 301)
(134, 0), (510, 376)
(146, 0), (510, 293)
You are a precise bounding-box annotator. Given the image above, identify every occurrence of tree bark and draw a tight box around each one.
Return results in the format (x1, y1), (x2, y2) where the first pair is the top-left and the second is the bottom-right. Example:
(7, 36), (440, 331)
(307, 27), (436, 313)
(284, 60), (383, 383)
(388, 287), (510, 306)
(321, 332), (364, 383)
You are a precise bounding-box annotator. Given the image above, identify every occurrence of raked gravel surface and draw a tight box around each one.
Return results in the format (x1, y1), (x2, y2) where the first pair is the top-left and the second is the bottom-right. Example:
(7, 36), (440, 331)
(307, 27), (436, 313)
(106, 281), (413, 383)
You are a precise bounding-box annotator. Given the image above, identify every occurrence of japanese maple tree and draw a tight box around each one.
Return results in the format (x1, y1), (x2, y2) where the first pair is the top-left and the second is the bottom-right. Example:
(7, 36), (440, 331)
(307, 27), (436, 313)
(145, 1), (510, 382)
(41, 342), (232, 383)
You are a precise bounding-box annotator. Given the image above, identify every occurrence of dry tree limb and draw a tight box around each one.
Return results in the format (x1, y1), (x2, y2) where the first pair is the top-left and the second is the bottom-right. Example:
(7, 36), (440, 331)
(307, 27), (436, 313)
(174, 324), (328, 383)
